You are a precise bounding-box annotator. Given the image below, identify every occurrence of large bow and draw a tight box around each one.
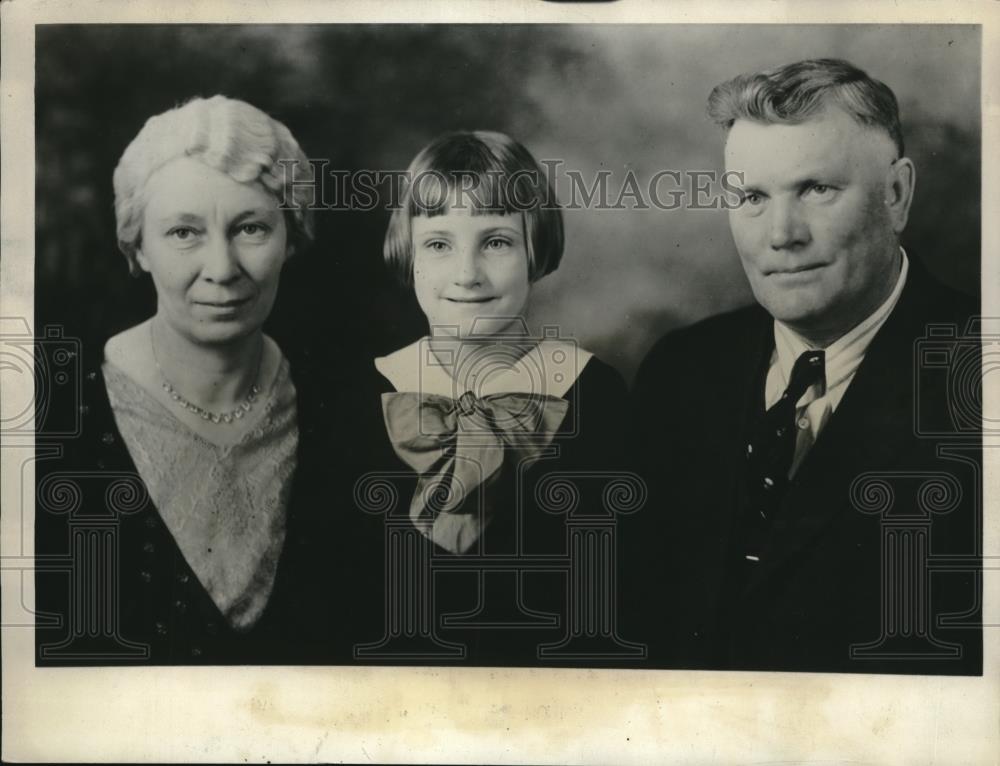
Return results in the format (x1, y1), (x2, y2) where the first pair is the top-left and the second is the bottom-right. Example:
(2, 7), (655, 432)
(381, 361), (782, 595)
(381, 390), (570, 553)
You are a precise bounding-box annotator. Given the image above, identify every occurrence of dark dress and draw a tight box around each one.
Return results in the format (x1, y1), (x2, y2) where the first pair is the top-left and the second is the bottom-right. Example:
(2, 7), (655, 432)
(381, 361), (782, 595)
(34, 341), (332, 665)
(314, 348), (648, 666)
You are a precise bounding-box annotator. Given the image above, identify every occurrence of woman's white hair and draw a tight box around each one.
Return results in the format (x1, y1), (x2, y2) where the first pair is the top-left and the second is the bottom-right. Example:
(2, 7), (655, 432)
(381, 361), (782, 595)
(112, 95), (314, 274)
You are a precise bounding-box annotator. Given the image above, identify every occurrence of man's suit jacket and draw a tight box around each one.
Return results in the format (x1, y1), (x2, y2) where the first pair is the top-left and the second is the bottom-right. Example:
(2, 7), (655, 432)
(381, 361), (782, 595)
(629, 258), (982, 674)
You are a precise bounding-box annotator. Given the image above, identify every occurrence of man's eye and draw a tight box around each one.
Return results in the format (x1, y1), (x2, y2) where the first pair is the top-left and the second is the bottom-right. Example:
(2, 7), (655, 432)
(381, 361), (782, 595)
(741, 192), (763, 206)
(805, 184), (835, 198)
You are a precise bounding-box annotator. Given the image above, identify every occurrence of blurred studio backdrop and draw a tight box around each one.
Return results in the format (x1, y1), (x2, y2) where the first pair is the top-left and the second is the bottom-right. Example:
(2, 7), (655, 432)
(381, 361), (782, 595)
(36, 24), (980, 381)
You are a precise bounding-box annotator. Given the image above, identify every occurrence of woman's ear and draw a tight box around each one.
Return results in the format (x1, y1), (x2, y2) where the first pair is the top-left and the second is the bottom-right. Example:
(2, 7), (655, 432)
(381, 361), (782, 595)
(135, 247), (150, 272)
(885, 157), (916, 233)
(282, 211), (298, 261)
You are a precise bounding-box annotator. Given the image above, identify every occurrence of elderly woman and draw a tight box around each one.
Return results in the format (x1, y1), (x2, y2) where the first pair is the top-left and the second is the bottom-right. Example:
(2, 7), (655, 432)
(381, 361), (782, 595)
(35, 96), (327, 664)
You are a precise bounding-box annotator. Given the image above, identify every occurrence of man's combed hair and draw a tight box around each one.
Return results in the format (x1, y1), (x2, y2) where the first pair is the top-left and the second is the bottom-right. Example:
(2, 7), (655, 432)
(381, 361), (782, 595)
(383, 130), (564, 286)
(707, 58), (905, 157)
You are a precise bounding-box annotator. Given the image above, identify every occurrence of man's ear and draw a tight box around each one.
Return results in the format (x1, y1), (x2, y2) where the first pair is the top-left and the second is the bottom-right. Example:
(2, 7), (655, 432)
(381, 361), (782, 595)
(886, 157), (916, 233)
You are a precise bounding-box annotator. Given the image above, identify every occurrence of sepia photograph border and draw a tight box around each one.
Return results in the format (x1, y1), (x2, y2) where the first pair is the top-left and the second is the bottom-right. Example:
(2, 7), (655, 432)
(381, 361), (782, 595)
(3, 0), (998, 763)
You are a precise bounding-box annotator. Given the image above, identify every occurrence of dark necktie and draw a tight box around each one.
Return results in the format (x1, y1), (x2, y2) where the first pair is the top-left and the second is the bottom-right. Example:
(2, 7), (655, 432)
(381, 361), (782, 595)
(742, 349), (825, 561)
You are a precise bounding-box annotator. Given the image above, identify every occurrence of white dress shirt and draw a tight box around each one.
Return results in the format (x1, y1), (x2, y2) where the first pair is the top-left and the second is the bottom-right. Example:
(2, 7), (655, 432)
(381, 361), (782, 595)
(765, 249), (909, 477)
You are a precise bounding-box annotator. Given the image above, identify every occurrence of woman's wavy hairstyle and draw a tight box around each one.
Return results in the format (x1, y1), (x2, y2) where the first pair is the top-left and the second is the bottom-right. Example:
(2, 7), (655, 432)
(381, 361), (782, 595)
(112, 95), (314, 275)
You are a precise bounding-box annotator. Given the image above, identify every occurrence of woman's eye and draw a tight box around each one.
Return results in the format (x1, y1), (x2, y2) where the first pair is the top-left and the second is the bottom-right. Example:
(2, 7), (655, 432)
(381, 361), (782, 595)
(237, 222), (269, 237)
(425, 240), (449, 252)
(166, 226), (198, 242)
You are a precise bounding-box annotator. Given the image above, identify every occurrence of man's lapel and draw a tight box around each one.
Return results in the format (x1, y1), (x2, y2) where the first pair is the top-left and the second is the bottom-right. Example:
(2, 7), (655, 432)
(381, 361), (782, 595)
(662, 305), (773, 624)
(704, 308), (773, 587)
(751, 267), (927, 583)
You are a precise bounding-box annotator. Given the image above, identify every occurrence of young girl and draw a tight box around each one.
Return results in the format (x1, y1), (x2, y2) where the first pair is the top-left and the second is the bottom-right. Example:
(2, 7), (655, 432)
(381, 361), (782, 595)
(337, 131), (633, 664)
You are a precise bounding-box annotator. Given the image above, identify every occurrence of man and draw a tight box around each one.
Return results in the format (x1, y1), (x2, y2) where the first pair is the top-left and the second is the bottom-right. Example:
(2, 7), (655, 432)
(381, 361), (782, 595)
(631, 59), (982, 674)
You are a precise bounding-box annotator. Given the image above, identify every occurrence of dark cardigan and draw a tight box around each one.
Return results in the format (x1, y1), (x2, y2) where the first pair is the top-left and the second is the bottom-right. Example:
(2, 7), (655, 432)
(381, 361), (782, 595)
(34, 341), (333, 666)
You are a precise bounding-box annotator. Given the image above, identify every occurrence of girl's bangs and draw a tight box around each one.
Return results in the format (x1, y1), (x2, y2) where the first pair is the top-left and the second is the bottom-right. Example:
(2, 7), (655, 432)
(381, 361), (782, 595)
(407, 169), (530, 218)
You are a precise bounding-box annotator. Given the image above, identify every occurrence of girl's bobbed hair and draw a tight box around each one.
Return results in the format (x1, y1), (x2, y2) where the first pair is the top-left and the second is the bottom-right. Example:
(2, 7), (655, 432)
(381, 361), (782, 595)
(383, 130), (563, 285)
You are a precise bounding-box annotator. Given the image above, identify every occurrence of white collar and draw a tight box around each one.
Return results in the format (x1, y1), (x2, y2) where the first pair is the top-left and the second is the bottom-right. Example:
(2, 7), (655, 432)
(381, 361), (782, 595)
(375, 337), (593, 399)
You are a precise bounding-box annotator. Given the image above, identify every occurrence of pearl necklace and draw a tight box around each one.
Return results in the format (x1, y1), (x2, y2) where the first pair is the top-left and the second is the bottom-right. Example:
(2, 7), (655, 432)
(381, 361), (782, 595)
(150, 324), (263, 425)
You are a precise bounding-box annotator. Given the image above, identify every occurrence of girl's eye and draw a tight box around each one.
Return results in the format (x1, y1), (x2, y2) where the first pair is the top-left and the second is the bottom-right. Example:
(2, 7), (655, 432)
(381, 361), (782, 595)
(484, 237), (511, 250)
